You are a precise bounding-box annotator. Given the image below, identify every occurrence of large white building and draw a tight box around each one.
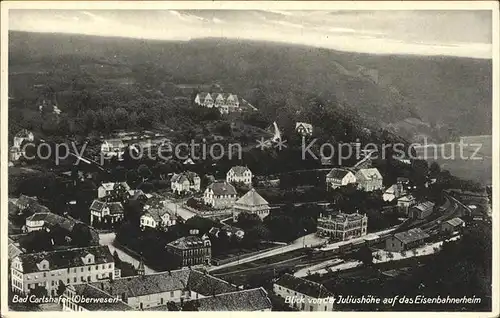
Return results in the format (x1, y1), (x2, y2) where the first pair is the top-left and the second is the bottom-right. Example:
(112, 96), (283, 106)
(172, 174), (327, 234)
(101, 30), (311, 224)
(97, 182), (130, 199)
(233, 188), (270, 222)
(194, 92), (240, 114)
(226, 166), (252, 186)
(355, 168), (383, 192)
(170, 171), (201, 194)
(11, 246), (116, 296)
(317, 212), (368, 241)
(140, 207), (177, 230)
(89, 200), (124, 225)
(274, 274), (334, 311)
(203, 181), (238, 209)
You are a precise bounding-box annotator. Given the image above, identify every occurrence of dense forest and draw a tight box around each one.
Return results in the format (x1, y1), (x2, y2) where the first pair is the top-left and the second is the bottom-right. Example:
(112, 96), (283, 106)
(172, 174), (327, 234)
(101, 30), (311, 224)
(9, 31), (492, 144)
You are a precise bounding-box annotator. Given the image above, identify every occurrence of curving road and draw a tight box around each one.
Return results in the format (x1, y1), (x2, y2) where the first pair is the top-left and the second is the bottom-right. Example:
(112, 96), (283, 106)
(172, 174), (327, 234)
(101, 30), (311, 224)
(99, 232), (157, 274)
(164, 199), (197, 221)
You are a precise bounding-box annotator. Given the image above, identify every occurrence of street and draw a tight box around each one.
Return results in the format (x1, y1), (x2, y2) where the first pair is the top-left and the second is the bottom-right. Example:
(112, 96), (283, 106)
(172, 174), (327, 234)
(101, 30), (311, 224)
(164, 200), (196, 221)
(99, 232), (157, 274)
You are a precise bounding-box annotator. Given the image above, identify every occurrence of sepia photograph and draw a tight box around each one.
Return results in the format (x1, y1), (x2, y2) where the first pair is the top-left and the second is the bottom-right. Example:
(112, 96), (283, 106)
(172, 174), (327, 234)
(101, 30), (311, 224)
(1, 1), (498, 315)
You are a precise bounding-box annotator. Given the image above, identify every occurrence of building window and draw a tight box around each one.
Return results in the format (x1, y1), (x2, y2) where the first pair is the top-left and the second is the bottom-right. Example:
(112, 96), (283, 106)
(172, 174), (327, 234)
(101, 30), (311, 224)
(170, 291), (174, 297)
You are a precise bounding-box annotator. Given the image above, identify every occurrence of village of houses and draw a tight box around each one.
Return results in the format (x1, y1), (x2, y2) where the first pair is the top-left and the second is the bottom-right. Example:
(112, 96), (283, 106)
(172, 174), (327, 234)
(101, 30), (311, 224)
(7, 91), (489, 312)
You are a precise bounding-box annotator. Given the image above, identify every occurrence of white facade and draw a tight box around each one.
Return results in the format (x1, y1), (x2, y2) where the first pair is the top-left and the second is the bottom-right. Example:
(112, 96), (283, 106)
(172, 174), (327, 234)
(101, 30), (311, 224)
(11, 252), (115, 296)
(140, 212), (176, 229)
(326, 170), (356, 189)
(97, 182), (130, 199)
(170, 172), (201, 194)
(194, 92), (240, 114)
(355, 168), (384, 192)
(317, 213), (368, 241)
(100, 139), (126, 158)
(226, 167), (252, 185)
(273, 283), (333, 311)
(25, 219), (45, 233)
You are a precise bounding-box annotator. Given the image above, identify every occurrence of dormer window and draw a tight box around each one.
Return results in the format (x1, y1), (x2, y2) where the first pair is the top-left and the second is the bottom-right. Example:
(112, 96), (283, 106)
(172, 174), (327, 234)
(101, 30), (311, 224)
(38, 259), (50, 271)
(82, 253), (95, 264)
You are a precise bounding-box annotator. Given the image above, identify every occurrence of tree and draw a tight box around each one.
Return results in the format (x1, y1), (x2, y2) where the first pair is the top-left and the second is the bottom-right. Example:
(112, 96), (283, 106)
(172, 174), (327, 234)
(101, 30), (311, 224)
(410, 159), (429, 188)
(71, 223), (92, 247)
(137, 164), (152, 181)
(49, 224), (69, 246)
(166, 301), (180, 311)
(214, 121), (232, 136)
(244, 224), (271, 246)
(123, 199), (143, 224)
(138, 182), (155, 193)
(236, 212), (262, 229)
(126, 169), (139, 186)
(429, 162), (441, 178)
(31, 285), (48, 298)
(21, 230), (53, 253)
(111, 166), (127, 182)
(57, 281), (67, 296)
(353, 245), (373, 266)
(108, 183), (129, 203)
(153, 163), (169, 180)
(182, 300), (200, 311)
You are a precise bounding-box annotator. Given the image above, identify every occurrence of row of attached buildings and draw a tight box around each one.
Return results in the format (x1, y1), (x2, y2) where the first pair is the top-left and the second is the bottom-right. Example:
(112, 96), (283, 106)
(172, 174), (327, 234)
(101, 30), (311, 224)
(10, 245), (272, 311)
(194, 92), (240, 114)
(62, 268), (272, 311)
(11, 246), (118, 296)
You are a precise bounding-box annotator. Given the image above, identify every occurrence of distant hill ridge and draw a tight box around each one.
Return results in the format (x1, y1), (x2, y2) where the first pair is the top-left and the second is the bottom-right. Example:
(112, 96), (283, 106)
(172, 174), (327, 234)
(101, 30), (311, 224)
(8, 31), (492, 140)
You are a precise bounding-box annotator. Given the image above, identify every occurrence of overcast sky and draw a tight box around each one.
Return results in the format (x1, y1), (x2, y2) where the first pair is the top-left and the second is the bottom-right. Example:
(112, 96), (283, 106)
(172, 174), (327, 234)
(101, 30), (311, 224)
(9, 9), (493, 58)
